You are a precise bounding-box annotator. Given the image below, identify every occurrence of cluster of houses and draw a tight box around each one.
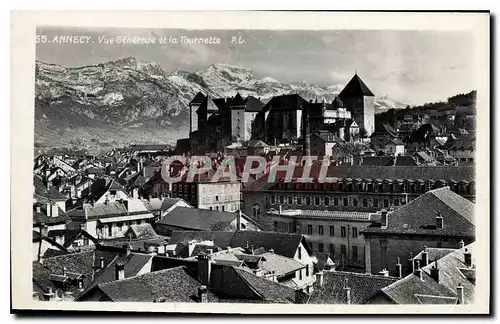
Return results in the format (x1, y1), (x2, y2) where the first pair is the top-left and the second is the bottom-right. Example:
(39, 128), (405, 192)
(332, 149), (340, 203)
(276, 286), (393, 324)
(31, 75), (476, 305)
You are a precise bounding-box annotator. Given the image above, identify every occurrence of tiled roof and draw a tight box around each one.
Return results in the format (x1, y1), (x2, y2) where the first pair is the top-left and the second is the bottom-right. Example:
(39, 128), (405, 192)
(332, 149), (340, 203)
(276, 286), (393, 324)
(157, 207), (243, 231)
(33, 175), (67, 201)
(338, 74), (375, 98)
(243, 164), (474, 189)
(33, 249), (120, 294)
(259, 251), (306, 277)
(308, 271), (398, 304)
(33, 202), (70, 226)
(379, 243), (476, 305)
(126, 223), (158, 240)
(245, 96), (265, 112)
(233, 267), (297, 303)
(82, 266), (219, 302)
(362, 187), (475, 237)
(263, 94), (307, 113)
(267, 209), (373, 222)
(168, 230), (310, 259)
(445, 135), (476, 151)
(85, 253), (154, 291)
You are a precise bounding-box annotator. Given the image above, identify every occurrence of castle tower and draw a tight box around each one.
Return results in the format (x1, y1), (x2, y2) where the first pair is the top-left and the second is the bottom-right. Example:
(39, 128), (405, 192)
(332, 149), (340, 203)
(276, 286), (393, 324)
(230, 92), (247, 142)
(189, 91), (206, 134)
(338, 73), (375, 137)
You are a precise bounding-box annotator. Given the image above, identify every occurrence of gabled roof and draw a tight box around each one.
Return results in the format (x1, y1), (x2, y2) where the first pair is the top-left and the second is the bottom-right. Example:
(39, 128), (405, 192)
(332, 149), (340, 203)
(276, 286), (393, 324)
(198, 95), (219, 114)
(125, 223), (159, 240)
(157, 207), (254, 232)
(79, 266), (219, 303)
(232, 267), (297, 303)
(33, 202), (70, 226)
(308, 271), (398, 304)
(245, 96), (265, 112)
(381, 243), (476, 304)
(338, 74), (375, 98)
(168, 230), (311, 259)
(247, 140), (269, 148)
(33, 175), (67, 202)
(362, 187), (475, 238)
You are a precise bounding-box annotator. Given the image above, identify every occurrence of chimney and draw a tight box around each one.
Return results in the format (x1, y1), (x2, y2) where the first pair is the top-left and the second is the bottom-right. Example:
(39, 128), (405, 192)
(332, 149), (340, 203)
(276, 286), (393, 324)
(62, 267), (67, 276)
(303, 105), (311, 157)
(197, 254), (212, 286)
(456, 283), (464, 304)
(414, 260), (423, 280)
(315, 271), (324, 288)
(278, 205), (282, 215)
(36, 205), (41, 213)
(378, 268), (389, 277)
(430, 258), (440, 283)
(99, 257), (105, 269)
(459, 239), (465, 249)
(421, 246), (429, 267)
(198, 285), (208, 303)
(43, 287), (56, 302)
(51, 205), (59, 217)
(396, 257), (402, 278)
(435, 212), (443, 229)
(40, 223), (49, 238)
(343, 279), (351, 305)
(464, 248), (472, 267)
(123, 244), (131, 256)
(46, 203), (52, 217)
(381, 209), (388, 228)
(237, 210), (242, 231)
(115, 262), (125, 280)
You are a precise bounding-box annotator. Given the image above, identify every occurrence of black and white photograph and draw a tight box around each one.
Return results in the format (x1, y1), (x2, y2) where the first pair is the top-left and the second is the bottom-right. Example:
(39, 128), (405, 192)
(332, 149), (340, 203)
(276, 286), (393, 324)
(10, 10), (490, 314)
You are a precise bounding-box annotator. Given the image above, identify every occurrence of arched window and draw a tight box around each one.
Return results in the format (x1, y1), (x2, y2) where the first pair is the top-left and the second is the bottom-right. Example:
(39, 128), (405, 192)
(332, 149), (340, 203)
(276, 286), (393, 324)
(252, 203), (261, 218)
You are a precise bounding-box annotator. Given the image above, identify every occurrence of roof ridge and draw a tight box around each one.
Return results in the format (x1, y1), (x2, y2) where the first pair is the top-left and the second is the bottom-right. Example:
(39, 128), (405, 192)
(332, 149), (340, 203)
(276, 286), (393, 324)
(98, 265), (187, 288)
(329, 271), (399, 280)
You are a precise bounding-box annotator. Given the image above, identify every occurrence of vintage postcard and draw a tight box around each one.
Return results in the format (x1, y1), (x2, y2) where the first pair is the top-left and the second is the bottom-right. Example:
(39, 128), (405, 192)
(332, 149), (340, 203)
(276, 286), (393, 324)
(11, 11), (490, 314)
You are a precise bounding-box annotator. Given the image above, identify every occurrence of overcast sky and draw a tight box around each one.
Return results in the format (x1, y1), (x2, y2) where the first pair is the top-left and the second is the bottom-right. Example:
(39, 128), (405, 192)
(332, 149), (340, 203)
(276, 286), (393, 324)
(36, 27), (476, 105)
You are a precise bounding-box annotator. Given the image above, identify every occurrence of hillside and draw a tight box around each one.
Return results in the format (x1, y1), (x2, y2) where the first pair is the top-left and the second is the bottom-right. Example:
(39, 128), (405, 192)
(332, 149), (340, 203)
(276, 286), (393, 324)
(34, 57), (407, 152)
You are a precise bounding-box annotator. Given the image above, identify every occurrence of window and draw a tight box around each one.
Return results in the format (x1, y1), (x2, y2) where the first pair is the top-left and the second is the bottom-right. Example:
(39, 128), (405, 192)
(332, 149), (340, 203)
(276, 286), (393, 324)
(373, 199), (379, 208)
(341, 245), (347, 256)
(216, 206), (220, 211)
(307, 225), (313, 235)
(333, 197), (339, 206)
(305, 197), (311, 205)
(108, 225), (112, 237)
(270, 196), (276, 205)
(352, 246), (358, 260)
(117, 222), (123, 231)
(353, 198), (358, 207)
(329, 244), (335, 256)
(352, 227), (358, 238)
(306, 265), (309, 277)
(384, 199), (389, 208)
(297, 197), (302, 205)
(314, 197), (320, 206)
(394, 198), (399, 206)
(274, 221), (278, 231)
(318, 225), (324, 236)
(215, 195), (219, 202)
(324, 197), (330, 206)
(298, 246), (302, 259)
(341, 226), (346, 237)
(221, 205), (225, 211)
(279, 196), (285, 204)
(299, 269), (303, 280)
(468, 158), (474, 162)
(110, 190), (116, 196)
(363, 198), (368, 207)
(329, 226), (335, 236)
(318, 243), (324, 252)
(343, 198), (349, 207)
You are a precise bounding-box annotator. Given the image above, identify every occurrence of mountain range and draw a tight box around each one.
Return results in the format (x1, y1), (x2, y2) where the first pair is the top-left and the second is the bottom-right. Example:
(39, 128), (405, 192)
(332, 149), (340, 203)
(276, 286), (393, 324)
(34, 57), (407, 152)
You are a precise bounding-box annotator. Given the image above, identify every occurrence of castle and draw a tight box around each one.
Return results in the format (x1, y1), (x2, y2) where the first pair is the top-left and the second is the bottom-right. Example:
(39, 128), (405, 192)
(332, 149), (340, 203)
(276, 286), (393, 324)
(187, 73), (376, 153)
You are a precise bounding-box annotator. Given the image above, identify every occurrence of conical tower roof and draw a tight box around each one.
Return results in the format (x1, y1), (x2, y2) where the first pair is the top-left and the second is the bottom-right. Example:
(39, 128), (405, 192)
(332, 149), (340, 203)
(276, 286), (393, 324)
(338, 74), (375, 98)
(190, 91), (206, 105)
(231, 92), (246, 108)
